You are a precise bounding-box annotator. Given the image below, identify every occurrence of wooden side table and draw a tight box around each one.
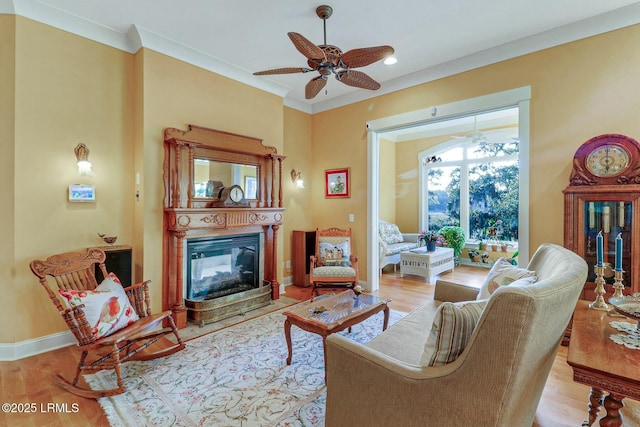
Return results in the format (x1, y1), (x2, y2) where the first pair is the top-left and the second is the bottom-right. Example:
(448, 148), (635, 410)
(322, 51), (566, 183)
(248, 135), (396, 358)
(567, 300), (640, 426)
(400, 247), (454, 280)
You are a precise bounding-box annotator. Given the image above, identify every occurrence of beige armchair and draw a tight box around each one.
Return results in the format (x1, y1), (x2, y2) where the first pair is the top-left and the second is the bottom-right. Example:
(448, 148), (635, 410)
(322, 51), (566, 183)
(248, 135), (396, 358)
(325, 243), (587, 426)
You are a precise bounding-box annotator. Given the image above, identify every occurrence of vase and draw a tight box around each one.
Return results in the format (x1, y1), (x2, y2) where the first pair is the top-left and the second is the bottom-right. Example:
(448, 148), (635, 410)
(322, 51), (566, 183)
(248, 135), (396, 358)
(427, 241), (437, 252)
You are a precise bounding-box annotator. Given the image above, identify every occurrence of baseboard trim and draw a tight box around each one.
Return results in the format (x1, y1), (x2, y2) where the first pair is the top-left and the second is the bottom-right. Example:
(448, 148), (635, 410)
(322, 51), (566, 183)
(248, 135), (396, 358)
(0, 330), (75, 361)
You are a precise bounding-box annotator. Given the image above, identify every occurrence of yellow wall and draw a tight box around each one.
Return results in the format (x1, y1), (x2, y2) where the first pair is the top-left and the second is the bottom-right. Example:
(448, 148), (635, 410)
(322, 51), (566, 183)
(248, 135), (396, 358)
(282, 106), (313, 277)
(4, 15), (640, 346)
(3, 18), (285, 345)
(0, 15), (16, 343)
(311, 25), (640, 280)
(379, 138), (396, 223)
(8, 17), (135, 342)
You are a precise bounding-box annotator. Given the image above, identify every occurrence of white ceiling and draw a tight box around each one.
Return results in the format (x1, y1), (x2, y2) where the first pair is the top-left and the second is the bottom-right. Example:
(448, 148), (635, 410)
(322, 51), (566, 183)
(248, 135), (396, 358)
(3, 0), (640, 113)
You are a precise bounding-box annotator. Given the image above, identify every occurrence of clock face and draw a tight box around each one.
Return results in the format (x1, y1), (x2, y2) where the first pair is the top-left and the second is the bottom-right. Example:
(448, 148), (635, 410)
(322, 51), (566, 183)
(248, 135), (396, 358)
(585, 145), (630, 177)
(229, 186), (244, 202)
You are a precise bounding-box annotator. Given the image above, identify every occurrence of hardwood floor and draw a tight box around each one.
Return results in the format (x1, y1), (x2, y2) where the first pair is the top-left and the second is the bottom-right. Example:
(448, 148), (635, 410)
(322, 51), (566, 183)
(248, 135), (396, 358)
(1, 265), (637, 426)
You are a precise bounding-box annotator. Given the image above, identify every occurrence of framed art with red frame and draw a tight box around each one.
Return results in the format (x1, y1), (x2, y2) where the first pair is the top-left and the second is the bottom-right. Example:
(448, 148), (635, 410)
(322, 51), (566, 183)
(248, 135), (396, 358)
(325, 168), (350, 198)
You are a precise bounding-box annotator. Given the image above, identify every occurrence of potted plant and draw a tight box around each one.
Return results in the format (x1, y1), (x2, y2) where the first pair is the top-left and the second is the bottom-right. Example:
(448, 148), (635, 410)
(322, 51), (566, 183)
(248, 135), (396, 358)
(438, 226), (466, 262)
(418, 230), (445, 252)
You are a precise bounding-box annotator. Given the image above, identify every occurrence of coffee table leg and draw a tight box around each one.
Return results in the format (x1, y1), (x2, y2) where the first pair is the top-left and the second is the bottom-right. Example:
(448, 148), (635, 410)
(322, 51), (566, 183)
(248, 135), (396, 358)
(382, 305), (390, 331)
(600, 393), (624, 427)
(582, 387), (605, 426)
(284, 318), (293, 365)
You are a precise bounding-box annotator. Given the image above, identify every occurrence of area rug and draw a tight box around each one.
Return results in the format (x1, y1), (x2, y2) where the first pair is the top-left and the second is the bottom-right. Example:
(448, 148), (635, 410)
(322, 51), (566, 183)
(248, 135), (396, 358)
(86, 302), (405, 427)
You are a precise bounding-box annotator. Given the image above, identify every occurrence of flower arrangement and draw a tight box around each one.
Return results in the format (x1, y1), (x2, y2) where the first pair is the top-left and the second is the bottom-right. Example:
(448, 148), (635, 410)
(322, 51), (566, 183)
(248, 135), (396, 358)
(418, 230), (447, 246)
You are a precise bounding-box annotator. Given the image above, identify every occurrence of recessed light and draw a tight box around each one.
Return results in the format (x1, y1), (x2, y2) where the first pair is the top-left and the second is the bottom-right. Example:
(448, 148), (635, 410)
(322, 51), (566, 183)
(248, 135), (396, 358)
(384, 56), (397, 65)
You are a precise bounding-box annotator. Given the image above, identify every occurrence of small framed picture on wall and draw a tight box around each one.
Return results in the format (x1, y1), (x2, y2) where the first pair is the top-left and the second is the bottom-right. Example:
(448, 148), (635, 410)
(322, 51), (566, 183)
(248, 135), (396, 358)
(325, 168), (350, 198)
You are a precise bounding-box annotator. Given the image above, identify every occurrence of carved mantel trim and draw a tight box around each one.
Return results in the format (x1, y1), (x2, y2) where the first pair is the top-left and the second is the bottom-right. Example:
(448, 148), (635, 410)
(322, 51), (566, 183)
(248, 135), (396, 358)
(166, 208), (284, 232)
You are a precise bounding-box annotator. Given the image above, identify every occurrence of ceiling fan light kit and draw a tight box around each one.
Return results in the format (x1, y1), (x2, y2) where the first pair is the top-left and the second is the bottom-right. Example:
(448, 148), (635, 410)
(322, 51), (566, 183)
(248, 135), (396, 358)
(253, 5), (394, 99)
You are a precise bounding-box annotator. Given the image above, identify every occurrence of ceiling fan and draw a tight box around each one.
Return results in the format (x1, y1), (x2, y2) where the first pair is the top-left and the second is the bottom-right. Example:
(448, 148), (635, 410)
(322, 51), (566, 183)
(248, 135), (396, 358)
(253, 5), (394, 99)
(452, 116), (488, 144)
(452, 117), (519, 145)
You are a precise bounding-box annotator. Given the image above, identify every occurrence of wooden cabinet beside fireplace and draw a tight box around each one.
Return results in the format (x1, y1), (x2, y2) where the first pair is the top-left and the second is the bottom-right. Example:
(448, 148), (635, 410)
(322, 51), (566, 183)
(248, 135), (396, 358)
(563, 134), (640, 300)
(163, 125), (286, 328)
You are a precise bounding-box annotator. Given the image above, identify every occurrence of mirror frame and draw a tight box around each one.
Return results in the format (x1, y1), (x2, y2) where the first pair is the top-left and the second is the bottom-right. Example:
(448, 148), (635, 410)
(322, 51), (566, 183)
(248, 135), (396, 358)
(164, 125), (285, 209)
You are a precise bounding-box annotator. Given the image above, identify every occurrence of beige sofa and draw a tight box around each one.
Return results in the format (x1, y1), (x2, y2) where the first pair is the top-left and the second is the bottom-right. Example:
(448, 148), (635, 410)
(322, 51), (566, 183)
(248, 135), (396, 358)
(378, 220), (419, 273)
(326, 243), (587, 426)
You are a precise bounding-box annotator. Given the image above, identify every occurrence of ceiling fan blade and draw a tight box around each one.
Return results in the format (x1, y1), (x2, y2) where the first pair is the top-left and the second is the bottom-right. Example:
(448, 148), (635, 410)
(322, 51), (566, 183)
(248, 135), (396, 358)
(340, 46), (394, 68)
(305, 76), (327, 99)
(288, 32), (326, 61)
(335, 70), (381, 90)
(253, 67), (314, 76)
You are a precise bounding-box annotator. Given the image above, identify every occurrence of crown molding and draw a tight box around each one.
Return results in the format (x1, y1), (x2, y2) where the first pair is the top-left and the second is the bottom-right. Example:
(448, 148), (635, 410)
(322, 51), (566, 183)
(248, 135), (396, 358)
(2, 0), (640, 113)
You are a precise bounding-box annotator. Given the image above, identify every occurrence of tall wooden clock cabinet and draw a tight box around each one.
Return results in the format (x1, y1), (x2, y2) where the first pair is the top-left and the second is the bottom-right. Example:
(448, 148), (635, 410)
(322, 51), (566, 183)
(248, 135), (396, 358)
(564, 134), (640, 300)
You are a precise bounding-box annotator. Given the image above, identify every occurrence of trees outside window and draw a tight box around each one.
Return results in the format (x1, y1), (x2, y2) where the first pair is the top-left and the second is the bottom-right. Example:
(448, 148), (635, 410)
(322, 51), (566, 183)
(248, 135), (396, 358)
(425, 138), (519, 244)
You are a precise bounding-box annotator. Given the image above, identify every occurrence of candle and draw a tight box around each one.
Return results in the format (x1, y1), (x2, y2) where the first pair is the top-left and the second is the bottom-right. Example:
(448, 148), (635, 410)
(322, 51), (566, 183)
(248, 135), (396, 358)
(615, 232), (623, 271)
(596, 230), (603, 266)
(619, 202), (625, 228)
(603, 206), (611, 234)
(588, 202), (595, 229)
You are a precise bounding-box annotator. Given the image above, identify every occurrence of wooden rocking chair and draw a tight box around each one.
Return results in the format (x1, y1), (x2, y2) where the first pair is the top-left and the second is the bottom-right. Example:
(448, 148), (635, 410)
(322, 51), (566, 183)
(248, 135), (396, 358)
(30, 248), (185, 398)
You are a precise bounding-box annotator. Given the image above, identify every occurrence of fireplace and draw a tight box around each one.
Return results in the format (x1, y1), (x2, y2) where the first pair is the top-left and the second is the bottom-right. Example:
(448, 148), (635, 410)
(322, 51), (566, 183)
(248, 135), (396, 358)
(163, 125), (285, 329)
(187, 234), (259, 301)
(184, 233), (271, 326)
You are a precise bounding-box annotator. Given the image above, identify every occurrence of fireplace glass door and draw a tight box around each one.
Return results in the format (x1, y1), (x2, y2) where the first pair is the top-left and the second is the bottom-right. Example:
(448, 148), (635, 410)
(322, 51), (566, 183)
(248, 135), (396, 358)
(187, 234), (259, 301)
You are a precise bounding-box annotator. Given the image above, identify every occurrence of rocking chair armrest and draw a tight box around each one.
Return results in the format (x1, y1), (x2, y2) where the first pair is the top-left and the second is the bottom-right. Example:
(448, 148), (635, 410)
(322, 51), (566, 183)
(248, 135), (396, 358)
(59, 305), (96, 346)
(126, 280), (151, 293)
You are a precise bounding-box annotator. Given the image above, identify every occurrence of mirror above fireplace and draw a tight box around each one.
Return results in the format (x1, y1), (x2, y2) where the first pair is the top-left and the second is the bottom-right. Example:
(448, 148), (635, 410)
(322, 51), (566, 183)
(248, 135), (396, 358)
(193, 159), (258, 199)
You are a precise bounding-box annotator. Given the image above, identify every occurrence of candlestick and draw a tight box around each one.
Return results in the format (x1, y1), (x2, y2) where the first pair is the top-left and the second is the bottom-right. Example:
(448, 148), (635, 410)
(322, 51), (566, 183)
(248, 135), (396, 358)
(596, 230), (603, 266)
(615, 232), (623, 271)
(590, 264), (609, 311)
(607, 269), (625, 317)
(603, 206), (611, 234)
(612, 269), (625, 299)
(589, 202), (595, 229)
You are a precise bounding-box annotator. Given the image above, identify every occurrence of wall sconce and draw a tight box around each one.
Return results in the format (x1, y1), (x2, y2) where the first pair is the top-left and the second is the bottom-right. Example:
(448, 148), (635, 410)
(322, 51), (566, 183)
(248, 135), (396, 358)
(290, 169), (304, 189)
(74, 143), (93, 176)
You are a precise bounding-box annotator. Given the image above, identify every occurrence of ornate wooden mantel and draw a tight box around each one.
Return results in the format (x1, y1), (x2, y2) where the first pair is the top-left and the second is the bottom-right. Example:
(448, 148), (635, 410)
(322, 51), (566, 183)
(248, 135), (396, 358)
(163, 125), (285, 328)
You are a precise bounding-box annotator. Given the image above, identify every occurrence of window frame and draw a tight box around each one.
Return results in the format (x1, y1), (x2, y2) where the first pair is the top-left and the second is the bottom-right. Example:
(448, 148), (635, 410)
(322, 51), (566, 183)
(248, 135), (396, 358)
(422, 138), (520, 245)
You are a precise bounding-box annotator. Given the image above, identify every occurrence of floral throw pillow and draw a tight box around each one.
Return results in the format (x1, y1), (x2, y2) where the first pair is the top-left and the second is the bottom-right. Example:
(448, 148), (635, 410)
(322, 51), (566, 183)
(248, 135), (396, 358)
(59, 273), (139, 339)
(379, 221), (404, 244)
(477, 257), (537, 300)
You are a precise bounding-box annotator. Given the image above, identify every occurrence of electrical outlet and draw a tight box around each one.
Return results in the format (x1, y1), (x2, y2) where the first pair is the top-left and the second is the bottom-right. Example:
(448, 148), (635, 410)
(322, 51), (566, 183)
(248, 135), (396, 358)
(285, 260), (291, 269)
(349, 214), (354, 222)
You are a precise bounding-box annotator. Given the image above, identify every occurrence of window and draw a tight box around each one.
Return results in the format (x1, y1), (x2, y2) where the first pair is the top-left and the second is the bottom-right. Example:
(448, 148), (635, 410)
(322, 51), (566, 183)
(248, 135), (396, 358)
(423, 125), (519, 245)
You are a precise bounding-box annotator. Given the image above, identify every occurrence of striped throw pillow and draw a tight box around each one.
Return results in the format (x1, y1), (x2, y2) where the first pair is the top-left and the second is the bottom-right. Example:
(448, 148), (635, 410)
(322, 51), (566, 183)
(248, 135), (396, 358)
(424, 299), (487, 366)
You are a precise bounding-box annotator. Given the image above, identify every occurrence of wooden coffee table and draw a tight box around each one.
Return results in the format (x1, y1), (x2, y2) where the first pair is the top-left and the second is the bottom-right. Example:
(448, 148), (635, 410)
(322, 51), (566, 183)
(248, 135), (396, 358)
(567, 300), (640, 426)
(283, 290), (390, 379)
